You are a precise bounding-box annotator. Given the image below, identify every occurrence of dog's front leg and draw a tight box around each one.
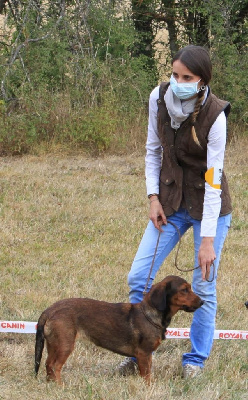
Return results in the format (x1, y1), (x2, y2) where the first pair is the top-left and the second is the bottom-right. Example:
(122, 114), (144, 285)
(136, 353), (152, 385)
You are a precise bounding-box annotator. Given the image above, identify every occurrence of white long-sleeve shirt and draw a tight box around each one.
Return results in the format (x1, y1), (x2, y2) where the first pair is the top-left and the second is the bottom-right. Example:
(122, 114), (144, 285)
(145, 85), (228, 237)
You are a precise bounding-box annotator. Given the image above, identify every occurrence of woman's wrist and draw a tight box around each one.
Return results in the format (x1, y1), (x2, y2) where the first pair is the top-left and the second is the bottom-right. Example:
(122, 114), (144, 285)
(201, 236), (214, 244)
(148, 194), (159, 204)
(148, 193), (159, 199)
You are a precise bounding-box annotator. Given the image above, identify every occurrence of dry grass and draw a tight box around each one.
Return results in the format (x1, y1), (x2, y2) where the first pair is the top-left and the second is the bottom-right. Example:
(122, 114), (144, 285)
(0, 137), (247, 400)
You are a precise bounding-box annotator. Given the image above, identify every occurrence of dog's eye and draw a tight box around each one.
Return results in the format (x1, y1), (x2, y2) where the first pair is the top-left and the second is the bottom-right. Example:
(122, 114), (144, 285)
(181, 288), (188, 293)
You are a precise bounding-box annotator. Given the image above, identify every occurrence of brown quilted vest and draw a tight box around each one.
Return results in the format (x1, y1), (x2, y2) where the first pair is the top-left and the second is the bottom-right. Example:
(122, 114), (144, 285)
(157, 82), (232, 220)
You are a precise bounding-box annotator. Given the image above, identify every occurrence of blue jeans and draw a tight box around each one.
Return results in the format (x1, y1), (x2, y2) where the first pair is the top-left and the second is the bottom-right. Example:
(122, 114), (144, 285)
(128, 208), (232, 368)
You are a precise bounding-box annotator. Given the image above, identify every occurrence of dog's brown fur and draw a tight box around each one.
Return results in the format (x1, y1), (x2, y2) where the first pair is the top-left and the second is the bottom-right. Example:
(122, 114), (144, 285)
(35, 275), (203, 384)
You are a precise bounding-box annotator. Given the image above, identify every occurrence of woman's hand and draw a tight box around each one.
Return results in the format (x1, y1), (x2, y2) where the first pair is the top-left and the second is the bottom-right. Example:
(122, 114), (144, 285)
(149, 196), (167, 232)
(198, 237), (216, 281)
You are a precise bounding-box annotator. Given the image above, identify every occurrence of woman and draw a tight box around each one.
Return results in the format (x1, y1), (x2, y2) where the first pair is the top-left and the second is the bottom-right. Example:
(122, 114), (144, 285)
(119, 45), (232, 378)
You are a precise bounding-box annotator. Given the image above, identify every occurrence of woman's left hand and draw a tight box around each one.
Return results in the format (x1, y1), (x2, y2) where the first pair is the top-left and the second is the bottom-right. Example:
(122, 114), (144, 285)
(198, 237), (216, 281)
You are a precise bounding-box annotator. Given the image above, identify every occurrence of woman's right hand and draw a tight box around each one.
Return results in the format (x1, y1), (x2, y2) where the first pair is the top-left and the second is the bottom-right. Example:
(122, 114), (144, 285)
(149, 196), (167, 232)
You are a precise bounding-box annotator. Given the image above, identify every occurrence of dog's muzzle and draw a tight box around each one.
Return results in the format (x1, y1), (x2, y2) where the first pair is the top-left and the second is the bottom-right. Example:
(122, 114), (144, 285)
(183, 300), (204, 312)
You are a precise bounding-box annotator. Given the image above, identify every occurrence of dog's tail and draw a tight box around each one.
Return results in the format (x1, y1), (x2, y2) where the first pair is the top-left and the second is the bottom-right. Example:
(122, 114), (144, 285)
(35, 318), (45, 376)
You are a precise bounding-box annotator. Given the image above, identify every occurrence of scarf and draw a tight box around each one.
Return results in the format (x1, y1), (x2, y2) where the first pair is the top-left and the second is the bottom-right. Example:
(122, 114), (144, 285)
(164, 85), (197, 129)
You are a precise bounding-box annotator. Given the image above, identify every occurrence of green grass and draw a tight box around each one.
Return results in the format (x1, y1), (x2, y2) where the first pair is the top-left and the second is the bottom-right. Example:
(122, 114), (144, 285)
(0, 138), (247, 399)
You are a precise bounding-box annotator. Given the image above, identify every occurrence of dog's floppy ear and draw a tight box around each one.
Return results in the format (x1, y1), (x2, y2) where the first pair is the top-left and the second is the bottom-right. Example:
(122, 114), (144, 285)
(150, 282), (171, 311)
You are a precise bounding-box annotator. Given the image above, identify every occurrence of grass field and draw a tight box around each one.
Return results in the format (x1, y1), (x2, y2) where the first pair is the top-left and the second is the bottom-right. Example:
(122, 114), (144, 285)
(0, 136), (247, 399)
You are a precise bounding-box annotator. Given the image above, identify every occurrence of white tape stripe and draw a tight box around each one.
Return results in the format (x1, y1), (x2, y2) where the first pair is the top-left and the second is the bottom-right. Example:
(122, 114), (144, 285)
(0, 321), (247, 339)
(0, 321), (37, 334)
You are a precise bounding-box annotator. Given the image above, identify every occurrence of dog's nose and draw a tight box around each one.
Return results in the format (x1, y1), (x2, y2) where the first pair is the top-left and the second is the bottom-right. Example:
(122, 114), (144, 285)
(200, 300), (204, 306)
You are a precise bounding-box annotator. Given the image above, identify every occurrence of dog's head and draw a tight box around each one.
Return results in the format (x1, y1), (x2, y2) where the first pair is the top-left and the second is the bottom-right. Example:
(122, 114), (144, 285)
(245, 301), (248, 309)
(147, 275), (204, 315)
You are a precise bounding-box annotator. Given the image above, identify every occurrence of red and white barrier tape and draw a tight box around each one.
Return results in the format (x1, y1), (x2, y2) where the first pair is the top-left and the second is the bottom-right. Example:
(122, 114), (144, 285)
(0, 321), (247, 339)
(165, 328), (248, 340)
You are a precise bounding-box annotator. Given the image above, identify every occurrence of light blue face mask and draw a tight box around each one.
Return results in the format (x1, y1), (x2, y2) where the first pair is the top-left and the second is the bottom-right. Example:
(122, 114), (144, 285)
(170, 74), (201, 100)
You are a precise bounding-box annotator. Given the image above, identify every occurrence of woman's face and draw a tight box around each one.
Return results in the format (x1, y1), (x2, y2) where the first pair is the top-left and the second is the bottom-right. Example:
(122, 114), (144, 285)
(172, 60), (203, 88)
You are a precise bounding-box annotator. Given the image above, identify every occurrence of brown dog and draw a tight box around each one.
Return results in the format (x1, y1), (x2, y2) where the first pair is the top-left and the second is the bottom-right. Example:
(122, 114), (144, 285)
(35, 275), (203, 384)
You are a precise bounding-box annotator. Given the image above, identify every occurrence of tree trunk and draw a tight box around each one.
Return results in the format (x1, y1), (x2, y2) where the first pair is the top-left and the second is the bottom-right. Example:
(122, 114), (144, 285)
(131, 0), (156, 70)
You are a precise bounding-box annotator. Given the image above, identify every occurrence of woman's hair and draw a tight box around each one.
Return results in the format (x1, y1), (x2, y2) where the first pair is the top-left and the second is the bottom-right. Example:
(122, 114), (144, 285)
(172, 45), (212, 148)
(172, 45), (212, 85)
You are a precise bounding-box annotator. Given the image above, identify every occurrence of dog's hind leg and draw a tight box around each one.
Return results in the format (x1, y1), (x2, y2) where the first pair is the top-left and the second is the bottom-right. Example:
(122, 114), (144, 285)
(46, 344), (75, 384)
(45, 328), (76, 384)
(45, 342), (58, 382)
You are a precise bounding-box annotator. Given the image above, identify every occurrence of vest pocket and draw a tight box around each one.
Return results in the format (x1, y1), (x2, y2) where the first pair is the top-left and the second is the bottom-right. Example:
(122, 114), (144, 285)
(194, 180), (205, 189)
(159, 176), (176, 205)
(187, 179), (205, 216)
(160, 176), (175, 186)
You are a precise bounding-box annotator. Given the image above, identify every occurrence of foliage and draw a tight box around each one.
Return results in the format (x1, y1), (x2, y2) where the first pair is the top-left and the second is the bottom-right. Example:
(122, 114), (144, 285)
(0, 0), (247, 155)
(211, 44), (248, 129)
(0, 0), (154, 155)
(207, 0), (248, 128)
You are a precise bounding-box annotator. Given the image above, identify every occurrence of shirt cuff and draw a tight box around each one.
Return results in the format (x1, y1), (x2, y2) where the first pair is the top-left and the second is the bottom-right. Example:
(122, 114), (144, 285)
(146, 179), (159, 197)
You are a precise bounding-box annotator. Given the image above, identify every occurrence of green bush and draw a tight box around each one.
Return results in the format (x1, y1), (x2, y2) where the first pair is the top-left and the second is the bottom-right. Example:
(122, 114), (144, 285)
(0, 0), (246, 156)
(211, 44), (248, 130)
(0, 1), (155, 155)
